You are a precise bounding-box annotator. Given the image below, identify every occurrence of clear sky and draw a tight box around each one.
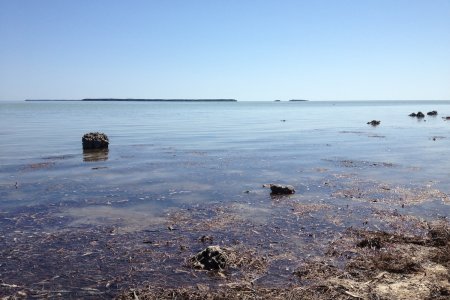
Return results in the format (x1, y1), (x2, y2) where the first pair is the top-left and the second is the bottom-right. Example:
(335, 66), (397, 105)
(1, 0), (449, 101)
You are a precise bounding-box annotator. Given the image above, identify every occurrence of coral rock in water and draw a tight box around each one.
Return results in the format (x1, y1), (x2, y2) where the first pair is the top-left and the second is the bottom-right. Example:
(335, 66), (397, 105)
(367, 120), (381, 126)
(82, 132), (109, 149)
(416, 112), (425, 118)
(268, 184), (295, 195)
(409, 112), (425, 118)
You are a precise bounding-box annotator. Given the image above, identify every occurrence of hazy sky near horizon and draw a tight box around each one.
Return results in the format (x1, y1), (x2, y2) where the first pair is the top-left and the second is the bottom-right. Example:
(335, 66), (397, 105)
(1, 0), (449, 101)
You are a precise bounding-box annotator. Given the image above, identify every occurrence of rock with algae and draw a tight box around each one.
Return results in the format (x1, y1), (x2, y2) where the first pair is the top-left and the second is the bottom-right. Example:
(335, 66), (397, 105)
(82, 132), (109, 150)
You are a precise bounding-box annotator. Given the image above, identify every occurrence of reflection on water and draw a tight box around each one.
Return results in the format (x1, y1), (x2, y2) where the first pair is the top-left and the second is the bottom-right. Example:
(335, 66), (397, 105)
(83, 148), (109, 162)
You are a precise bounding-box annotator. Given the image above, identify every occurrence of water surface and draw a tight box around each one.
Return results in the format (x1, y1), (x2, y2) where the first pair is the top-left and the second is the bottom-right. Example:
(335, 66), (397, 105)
(1, 100), (450, 216)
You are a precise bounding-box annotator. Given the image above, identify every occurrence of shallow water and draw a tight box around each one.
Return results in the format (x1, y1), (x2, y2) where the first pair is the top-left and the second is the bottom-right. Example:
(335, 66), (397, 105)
(1, 100), (450, 221)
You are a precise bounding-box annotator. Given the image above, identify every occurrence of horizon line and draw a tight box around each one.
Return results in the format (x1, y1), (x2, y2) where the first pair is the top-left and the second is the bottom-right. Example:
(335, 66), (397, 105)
(11, 99), (450, 102)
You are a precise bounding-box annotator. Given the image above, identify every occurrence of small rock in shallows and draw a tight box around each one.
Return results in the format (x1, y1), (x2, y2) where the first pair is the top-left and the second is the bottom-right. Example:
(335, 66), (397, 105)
(82, 132), (109, 150)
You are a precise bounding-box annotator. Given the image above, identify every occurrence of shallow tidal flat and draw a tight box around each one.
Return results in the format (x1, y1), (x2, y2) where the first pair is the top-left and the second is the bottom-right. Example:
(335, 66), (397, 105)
(0, 101), (450, 299)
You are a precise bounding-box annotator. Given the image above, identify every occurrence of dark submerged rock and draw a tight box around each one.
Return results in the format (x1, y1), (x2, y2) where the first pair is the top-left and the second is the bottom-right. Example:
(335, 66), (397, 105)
(191, 246), (228, 270)
(427, 110), (438, 116)
(82, 132), (109, 150)
(409, 112), (425, 118)
(357, 238), (382, 249)
(199, 235), (214, 243)
(367, 120), (381, 126)
(416, 112), (425, 118)
(265, 184), (295, 195)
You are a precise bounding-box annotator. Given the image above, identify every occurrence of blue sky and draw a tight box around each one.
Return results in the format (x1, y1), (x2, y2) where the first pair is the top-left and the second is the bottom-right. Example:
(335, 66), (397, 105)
(1, 0), (449, 101)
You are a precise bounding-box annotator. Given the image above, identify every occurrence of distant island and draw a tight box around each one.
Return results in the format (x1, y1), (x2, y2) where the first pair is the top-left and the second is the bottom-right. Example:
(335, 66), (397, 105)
(275, 99), (309, 102)
(26, 99), (237, 102)
(82, 99), (237, 102)
(25, 99), (79, 102)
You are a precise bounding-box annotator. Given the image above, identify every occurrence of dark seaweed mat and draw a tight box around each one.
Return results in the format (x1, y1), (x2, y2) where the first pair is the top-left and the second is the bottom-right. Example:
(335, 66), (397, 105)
(0, 197), (355, 299)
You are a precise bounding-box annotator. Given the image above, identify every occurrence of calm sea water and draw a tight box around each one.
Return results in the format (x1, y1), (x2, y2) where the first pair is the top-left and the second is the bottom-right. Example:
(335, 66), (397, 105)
(1, 100), (449, 228)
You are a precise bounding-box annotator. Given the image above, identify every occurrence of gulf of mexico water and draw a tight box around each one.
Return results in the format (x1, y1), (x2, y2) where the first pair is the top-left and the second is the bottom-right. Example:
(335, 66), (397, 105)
(1, 100), (450, 228)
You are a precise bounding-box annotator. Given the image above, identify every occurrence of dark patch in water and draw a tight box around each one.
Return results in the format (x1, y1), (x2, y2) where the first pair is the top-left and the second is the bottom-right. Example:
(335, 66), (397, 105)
(42, 154), (77, 160)
(323, 158), (396, 169)
(22, 162), (56, 171)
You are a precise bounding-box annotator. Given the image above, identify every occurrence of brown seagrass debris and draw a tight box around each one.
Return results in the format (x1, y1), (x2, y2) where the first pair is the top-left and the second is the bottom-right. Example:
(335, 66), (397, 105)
(117, 284), (357, 300)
